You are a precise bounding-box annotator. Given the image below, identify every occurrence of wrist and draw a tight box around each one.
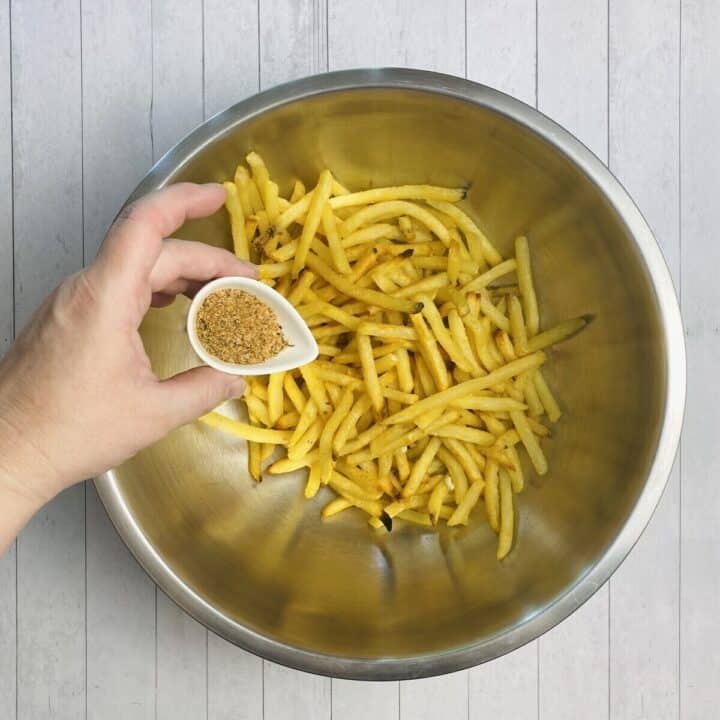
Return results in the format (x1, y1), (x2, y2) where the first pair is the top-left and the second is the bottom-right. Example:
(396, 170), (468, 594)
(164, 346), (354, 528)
(0, 412), (65, 509)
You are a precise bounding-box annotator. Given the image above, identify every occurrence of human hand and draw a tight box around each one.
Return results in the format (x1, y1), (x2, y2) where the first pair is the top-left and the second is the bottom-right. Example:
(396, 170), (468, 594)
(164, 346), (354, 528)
(0, 183), (254, 541)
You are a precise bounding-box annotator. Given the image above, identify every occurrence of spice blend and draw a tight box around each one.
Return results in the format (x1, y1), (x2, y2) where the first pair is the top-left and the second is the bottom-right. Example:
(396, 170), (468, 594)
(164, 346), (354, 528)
(196, 289), (288, 364)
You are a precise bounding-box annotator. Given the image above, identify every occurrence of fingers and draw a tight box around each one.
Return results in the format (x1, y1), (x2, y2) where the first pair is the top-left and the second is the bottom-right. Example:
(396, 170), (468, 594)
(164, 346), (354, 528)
(95, 183), (227, 288)
(155, 366), (246, 431)
(148, 239), (257, 296)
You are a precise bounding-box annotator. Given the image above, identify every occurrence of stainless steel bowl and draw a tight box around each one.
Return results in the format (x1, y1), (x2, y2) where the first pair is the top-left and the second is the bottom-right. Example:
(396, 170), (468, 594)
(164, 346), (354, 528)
(96, 69), (685, 680)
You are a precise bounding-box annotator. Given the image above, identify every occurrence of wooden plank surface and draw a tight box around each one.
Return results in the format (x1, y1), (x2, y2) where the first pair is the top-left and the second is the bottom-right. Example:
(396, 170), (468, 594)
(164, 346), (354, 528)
(0, 1), (15, 717)
(536, 2), (610, 719)
(203, 0), (260, 118)
(81, 2), (156, 718)
(608, 2), (681, 719)
(11, 2), (85, 719)
(466, 0), (536, 106)
(680, 2), (720, 719)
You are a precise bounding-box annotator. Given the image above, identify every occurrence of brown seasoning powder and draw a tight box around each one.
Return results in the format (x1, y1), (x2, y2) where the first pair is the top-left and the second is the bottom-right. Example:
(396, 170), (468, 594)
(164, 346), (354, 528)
(196, 288), (289, 364)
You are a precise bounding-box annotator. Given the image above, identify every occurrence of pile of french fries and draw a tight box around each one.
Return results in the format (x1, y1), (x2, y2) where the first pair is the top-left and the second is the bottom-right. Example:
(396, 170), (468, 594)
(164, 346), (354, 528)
(199, 152), (586, 559)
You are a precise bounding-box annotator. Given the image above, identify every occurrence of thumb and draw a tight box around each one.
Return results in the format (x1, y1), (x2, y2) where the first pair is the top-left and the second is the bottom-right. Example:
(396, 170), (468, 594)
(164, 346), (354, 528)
(156, 365), (247, 430)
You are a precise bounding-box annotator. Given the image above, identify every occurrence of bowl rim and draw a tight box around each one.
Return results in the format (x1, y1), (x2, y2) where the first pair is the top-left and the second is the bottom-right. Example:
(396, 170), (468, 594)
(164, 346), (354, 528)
(96, 67), (686, 681)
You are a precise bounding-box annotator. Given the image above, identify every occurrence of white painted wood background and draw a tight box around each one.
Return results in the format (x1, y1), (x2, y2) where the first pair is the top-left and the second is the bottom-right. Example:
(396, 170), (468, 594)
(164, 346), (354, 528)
(0, 0), (712, 717)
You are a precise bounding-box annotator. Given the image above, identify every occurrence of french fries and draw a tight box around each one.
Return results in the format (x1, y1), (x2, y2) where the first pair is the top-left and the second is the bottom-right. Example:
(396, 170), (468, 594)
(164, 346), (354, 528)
(199, 153), (586, 560)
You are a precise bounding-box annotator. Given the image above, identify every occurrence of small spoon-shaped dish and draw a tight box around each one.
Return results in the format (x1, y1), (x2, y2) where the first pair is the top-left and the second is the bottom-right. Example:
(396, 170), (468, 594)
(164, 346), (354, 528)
(186, 276), (318, 376)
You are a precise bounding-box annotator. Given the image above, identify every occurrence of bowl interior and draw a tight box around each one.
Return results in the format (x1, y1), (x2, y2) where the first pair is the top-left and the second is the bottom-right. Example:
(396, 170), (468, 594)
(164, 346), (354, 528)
(111, 88), (666, 663)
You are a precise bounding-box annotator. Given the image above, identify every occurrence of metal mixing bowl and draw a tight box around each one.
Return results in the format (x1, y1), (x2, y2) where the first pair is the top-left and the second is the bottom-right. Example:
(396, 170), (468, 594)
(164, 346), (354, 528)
(97, 69), (685, 680)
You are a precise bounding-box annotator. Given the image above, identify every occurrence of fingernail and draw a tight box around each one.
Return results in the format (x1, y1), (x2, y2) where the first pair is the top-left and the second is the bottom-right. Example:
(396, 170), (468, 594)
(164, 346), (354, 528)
(228, 378), (247, 399)
(242, 261), (259, 279)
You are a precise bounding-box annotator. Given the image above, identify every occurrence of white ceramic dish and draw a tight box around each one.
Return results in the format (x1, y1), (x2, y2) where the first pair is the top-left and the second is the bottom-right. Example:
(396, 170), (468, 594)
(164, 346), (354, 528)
(186, 276), (318, 376)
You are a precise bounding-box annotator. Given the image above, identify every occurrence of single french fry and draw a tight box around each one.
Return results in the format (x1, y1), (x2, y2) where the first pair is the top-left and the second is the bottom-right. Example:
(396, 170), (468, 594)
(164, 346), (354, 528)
(451, 396), (526, 412)
(436, 446), (469, 503)
(292, 170), (334, 277)
(287, 270), (316, 306)
(526, 316), (588, 353)
(289, 179), (306, 203)
(462, 258), (517, 293)
(402, 437), (442, 497)
(305, 462), (322, 498)
(318, 386), (355, 484)
(394, 448), (411, 481)
(299, 364), (331, 417)
(428, 480), (450, 524)
(322, 205), (352, 274)
(484, 459), (500, 532)
(234, 165), (253, 215)
(356, 321), (417, 341)
(329, 184), (465, 209)
(448, 478), (485, 526)
(321, 497), (352, 518)
(515, 236), (539, 337)
(533, 369), (562, 422)
(508, 295), (529, 356)
(267, 450), (318, 474)
(448, 309), (483, 376)
(430, 424), (496, 446)
(267, 372), (285, 426)
(287, 418), (323, 462)
(358, 333), (384, 414)
(505, 445), (525, 493)
(200, 412), (292, 444)
(223, 181), (249, 260)
(509, 410), (548, 475)
(248, 441), (262, 481)
(497, 469), (514, 559)
(393, 272), (448, 298)
(289, 398), (318, 447)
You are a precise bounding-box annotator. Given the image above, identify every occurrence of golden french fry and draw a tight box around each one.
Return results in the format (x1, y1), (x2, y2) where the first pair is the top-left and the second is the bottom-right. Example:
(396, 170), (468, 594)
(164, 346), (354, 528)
(200, 412), (292, 444)
(484, 460), (500, 532)
(497, 469), (514, 559)
(329, 184), (465, 209)
(322, 205), (352, 274)
(321, 497), (352, 518)
(357, 333), (384, 414)
(402, 437), (443, 497)
(509, 410), (547, 475)
(526, 316), (589, 353)
(223, 181), (249, 260)
(318, 386), (355, 484)
(267, 372), (285, 426)
(292, 170), (334, 277)
(436, 447), (469, 503)
(515, 236), (539, 337)
(448, 478), (484, 526)
(428, 480), (450, 524)
(534, 369), (562, 422)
